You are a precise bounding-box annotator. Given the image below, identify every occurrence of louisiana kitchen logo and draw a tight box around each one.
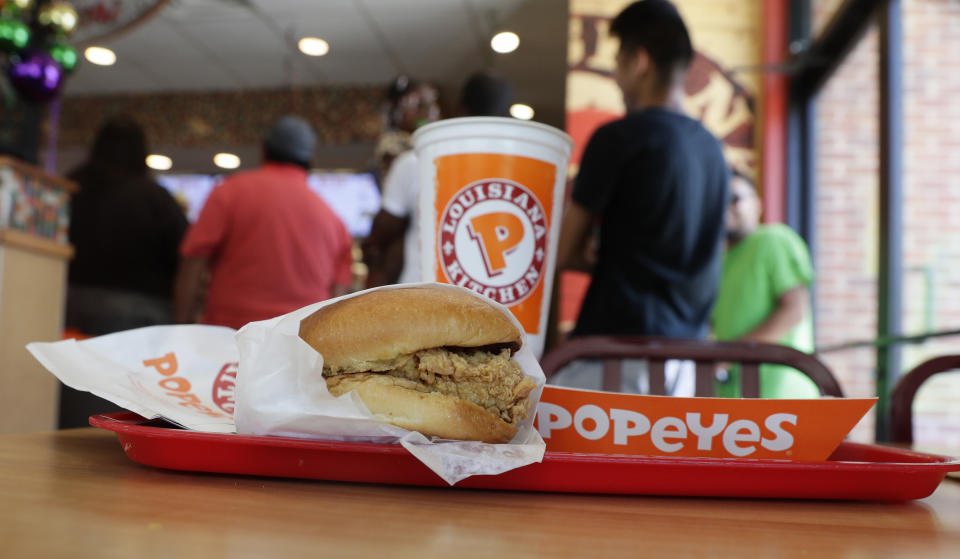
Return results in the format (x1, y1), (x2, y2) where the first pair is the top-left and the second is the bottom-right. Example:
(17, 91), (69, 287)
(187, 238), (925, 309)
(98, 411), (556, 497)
(438, 179), (548, 306)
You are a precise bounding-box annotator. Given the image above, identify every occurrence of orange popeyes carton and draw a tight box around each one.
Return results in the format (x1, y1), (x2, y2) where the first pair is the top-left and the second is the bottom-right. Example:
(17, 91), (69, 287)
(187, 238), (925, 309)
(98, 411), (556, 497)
(413, 117), (573, 357)
(534, 385), (876, 461)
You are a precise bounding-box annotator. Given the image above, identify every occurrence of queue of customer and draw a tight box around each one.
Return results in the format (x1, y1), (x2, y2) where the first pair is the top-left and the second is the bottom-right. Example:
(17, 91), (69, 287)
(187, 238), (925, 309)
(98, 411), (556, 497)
(61, 0), (819, 427)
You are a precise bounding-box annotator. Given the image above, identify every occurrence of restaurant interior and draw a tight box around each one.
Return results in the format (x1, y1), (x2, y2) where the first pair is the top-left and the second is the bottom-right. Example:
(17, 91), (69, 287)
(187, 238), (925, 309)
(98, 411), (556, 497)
(2, 0), (960, 555)
(1, 0), (959, 446)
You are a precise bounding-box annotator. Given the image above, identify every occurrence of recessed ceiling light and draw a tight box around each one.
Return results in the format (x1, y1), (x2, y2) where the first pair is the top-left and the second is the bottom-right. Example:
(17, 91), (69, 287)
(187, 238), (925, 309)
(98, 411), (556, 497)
(84, 46), (116, 66)
(510, 103), (534, 120)
(491, 31), (519, 54)
(145, 154), (172, 171)
(213, 152), (241, 169)
(298, 37), (329, 56)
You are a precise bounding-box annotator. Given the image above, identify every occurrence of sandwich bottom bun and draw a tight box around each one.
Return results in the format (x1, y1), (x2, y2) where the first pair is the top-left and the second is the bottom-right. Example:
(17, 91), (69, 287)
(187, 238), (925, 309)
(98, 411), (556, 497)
(327, 373), (519, 444)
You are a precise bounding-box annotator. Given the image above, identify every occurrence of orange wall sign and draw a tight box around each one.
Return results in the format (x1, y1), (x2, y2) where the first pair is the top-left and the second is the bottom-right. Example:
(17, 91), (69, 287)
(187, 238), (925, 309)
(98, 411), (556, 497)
(535, 385), (875, 461)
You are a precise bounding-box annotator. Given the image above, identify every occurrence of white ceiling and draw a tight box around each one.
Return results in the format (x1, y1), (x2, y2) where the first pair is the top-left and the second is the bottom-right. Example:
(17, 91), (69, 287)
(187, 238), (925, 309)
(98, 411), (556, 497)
(64, 0), (569, 128)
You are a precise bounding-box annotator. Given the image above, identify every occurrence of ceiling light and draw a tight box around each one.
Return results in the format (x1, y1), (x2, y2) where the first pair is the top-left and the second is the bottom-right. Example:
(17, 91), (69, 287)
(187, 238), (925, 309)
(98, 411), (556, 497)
(145, 154), (172, 171)
(298, 37), (329, 56)
(491, 31), (519, 54)
(84, 46), (116, 66)
(510, 103), (534, 120)
(213, 152), (241, 169)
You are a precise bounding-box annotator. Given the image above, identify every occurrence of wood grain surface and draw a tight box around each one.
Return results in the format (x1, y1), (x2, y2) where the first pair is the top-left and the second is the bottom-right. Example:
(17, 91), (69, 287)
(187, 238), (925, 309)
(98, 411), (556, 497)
(2, 428), (959, 558)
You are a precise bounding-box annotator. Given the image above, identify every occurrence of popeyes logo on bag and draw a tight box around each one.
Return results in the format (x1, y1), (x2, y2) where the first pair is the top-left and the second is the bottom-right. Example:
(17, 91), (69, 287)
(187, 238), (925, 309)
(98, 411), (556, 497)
(535, 385), (875, 461)
(211, 362), (238, 414)
(142, 352), (233, 419)
(433, 153), (558, 334)
(439, 179), (548, 305)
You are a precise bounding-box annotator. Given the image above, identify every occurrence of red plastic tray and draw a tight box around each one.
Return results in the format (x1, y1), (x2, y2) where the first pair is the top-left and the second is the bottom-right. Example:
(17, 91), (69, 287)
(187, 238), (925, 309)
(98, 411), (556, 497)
(90, 412), (960, 501)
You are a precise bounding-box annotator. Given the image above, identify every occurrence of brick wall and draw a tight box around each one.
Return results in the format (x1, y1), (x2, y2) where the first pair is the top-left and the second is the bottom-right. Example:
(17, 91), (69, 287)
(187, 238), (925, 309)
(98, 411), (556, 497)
(900, 0), (960, 450)
(813, 22), (880, 443)
(814, 0), (960, 446)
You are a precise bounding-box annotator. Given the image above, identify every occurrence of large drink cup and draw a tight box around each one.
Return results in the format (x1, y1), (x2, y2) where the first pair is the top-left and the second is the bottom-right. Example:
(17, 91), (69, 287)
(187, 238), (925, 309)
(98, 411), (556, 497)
(413, 117), (573, 357)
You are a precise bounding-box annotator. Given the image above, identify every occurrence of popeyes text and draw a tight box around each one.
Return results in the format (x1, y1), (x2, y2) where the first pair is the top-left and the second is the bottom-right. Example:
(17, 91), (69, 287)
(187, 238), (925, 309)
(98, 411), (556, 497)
(142, 352), (232, 419)
(535, 385), (875, 462)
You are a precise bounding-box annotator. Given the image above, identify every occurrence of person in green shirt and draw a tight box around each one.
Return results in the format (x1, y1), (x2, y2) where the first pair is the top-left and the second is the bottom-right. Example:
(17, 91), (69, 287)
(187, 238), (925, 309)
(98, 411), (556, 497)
(712, 171), (820, 398)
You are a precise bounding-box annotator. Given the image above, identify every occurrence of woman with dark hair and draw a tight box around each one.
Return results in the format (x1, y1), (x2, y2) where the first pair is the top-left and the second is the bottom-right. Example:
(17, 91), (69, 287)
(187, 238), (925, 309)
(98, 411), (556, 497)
(67, 116), (187, 332)
(61, 116), (188, 427)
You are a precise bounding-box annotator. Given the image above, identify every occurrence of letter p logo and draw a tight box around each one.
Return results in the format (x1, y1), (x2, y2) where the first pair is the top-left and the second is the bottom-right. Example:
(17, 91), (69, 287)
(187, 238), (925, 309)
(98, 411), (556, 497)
(467, 212), (524, 276)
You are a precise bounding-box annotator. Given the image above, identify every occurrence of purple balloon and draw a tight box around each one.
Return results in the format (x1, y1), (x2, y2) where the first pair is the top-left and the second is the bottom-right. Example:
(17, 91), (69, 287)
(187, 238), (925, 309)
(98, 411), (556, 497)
(8, 51), (64, 103)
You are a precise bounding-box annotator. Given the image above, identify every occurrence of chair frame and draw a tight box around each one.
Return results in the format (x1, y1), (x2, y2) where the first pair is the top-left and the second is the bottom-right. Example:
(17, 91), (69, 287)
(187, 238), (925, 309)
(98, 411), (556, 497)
(890, 355), (960, 444)
(540, 336), (844, 398)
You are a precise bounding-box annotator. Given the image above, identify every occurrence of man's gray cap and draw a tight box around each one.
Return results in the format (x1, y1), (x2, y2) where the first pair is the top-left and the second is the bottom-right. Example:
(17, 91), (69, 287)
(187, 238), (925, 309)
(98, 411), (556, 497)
(264, 116), (317, 164)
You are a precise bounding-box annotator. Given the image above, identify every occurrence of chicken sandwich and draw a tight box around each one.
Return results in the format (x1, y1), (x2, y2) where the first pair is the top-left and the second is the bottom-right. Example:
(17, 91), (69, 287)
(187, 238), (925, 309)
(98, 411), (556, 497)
(298, 286), (536, 443)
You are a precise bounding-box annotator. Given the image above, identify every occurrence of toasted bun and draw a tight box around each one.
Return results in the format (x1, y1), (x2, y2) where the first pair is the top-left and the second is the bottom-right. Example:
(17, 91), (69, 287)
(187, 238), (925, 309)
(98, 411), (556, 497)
(299, 286), (522, 372)
(327, 373), (517, 443)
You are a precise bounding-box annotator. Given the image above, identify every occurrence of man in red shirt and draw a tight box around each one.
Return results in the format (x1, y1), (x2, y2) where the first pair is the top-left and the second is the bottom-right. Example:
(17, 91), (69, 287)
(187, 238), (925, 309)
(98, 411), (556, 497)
(174, 116), (353, 329)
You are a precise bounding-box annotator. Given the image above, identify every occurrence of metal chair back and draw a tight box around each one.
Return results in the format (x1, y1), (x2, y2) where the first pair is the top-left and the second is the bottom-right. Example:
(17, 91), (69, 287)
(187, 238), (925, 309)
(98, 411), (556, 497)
(540, 336), (844, 397)
(890, 355), (960, 444)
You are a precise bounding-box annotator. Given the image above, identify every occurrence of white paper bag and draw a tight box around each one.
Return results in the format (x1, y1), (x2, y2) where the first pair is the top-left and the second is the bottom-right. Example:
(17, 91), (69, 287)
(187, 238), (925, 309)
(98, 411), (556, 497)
(28, 325), (238, 433)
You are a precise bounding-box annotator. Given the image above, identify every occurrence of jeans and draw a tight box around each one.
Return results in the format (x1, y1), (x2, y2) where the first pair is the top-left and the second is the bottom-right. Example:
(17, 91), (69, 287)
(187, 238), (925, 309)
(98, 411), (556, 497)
(548, 358), (696, 396)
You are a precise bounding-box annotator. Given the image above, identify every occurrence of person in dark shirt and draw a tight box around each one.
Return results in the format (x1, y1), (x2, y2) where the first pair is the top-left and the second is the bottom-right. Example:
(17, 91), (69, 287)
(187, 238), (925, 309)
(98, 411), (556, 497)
(62, 116), (187, 427)
(557, 0), (728, 340)
(67, 116), (187, 332)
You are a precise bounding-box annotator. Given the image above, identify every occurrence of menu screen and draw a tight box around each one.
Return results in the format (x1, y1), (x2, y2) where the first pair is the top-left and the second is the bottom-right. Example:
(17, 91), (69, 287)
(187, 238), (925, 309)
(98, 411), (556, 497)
(157, 172), (380, 238)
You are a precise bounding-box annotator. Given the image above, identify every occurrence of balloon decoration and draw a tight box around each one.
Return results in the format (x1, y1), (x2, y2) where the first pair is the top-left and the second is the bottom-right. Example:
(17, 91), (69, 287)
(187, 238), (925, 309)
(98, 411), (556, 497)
(7, 49), (63, 102)
(0, 0), (36, 22)
(47, 40), (74, 70)
(1, 0), (78, 104)
(0, 1), (37, 15)
(37, 1), (77, 36)
(0, 17), (30, 52)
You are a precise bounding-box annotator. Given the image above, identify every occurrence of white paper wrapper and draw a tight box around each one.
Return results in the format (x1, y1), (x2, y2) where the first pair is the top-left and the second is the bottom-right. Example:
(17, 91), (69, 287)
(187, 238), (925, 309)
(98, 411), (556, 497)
(234, 282), (546, 484)
(27, 283), (545, 485)
(27, 325), (238, 433)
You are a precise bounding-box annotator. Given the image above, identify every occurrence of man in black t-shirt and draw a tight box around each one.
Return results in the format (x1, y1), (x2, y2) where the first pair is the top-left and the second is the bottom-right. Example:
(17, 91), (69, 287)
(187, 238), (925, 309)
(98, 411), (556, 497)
(558, 0), (729, 340)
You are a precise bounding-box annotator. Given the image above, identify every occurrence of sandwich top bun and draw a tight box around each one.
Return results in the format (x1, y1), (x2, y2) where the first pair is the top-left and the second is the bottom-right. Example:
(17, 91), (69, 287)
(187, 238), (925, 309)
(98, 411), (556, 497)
(298, 286), (534, 444)
(299, 286), (522, 373)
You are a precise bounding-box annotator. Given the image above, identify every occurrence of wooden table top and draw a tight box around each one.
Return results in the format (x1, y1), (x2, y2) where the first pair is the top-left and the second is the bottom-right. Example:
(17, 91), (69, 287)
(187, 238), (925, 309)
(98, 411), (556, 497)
(2, 428), (960, 558)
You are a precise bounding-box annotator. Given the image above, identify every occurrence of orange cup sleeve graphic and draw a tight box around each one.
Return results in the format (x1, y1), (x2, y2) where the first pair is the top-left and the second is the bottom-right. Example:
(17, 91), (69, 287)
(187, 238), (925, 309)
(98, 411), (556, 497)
(433, 153), (557, 334)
